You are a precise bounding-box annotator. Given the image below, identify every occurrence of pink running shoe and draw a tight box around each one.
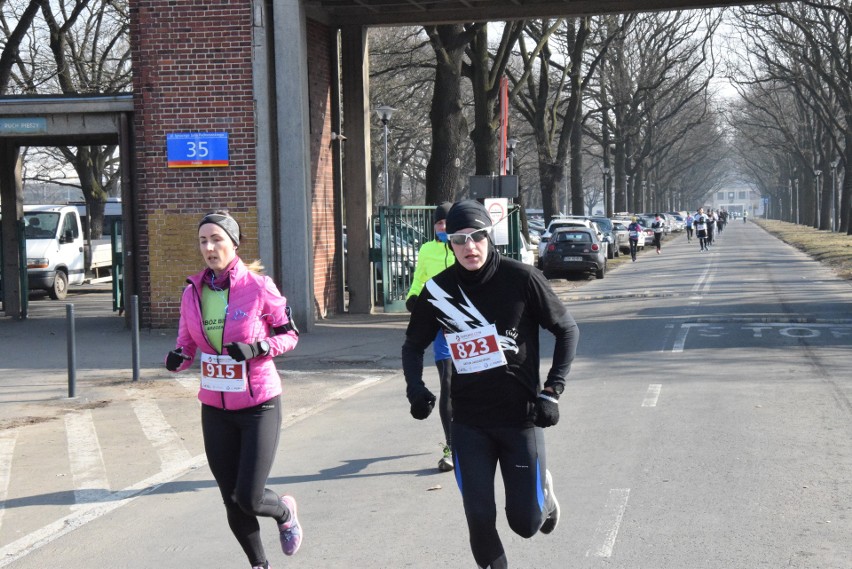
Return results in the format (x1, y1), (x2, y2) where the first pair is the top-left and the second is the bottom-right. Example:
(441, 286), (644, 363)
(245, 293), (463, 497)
(278, 495), (302, 556)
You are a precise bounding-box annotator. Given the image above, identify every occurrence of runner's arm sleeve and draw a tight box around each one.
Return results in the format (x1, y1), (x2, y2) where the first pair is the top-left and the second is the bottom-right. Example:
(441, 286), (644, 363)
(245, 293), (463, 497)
(261, 277), (299, 356)
(401, 300), (441, 401)
(526, 270), (579, 393)
(406, 244), (430, 300)
(542, 311), (579, 393)
(171, 285), (198, 372)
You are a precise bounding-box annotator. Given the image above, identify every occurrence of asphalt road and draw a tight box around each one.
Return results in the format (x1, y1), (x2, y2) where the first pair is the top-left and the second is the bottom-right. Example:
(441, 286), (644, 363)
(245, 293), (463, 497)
(3, 220), (852, 568)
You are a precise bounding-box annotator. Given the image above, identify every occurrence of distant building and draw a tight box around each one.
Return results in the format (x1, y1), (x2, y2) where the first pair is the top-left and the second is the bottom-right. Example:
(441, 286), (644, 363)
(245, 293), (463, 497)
(711, 184), (762, 216)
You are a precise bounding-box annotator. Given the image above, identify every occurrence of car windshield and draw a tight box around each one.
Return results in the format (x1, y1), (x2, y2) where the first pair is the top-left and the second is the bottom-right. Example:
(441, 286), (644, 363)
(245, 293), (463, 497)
(24, 212), (60, 239)
(591, 218), (612, 231)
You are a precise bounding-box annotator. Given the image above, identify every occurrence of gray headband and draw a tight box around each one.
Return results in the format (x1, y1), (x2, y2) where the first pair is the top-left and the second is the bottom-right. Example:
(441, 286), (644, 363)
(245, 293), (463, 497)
(199, 213), (240, 246)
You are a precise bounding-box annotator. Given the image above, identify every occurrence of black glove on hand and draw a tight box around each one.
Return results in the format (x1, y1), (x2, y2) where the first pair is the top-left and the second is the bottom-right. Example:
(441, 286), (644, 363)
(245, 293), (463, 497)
(409, 388), (436, 420)
(224, 342), (261, 362)
(405, 295), (418, 313)
(165, 348), (190, 371)
(532, 391), (560, 428)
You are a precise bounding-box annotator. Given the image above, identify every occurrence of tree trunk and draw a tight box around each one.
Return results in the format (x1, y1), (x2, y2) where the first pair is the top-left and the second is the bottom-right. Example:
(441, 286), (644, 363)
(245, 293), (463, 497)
(425, 25), (468, 204)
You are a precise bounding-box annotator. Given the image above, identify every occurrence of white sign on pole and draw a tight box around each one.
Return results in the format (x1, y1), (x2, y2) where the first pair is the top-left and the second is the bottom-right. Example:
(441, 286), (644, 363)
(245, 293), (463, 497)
(484, 198), (509, 245)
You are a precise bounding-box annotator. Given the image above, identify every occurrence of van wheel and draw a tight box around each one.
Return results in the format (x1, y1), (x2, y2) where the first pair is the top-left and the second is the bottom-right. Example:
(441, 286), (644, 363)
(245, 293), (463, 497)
(49, 270), (68, 300)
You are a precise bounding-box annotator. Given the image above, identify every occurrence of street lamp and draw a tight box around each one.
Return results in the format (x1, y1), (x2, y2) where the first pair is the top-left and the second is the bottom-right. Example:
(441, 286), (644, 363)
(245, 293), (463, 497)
(625, 174), (631, 211)
(830, 159), (840, 232)
(374, 105), (396, 206)
(814, 169), (822, 227)
(794, 178), (799, 225)
(602, 167), (611, 215)
(507, 137), (519, 175)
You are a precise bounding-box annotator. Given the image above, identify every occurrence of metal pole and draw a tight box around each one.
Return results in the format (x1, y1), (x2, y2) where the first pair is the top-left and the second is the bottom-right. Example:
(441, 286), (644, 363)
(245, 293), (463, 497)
(831, 167), (836, 232)
(66, 304), (76, 398)
(131, 295), (140, 381)
(795, 180), (799, 225)
(382, 121), (389, 206)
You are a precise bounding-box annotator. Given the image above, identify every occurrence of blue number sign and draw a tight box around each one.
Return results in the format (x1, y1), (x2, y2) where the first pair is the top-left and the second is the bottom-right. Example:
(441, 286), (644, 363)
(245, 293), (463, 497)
(167, 132), (229, 168)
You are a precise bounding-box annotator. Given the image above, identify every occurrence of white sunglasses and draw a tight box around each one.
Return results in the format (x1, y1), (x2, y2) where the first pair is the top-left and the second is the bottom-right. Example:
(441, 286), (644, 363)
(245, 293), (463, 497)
(446, 227), (492, 246)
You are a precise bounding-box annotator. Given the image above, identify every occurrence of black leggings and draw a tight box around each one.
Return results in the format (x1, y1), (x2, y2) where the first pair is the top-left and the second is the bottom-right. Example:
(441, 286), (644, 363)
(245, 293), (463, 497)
(452, 422), (548, 568)
(436, 358), (453, 447)
(202, 397), (287, 567)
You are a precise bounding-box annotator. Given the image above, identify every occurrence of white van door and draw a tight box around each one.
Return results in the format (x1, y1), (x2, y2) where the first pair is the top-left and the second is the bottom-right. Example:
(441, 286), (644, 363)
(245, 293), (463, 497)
(59, 211), (86, 285)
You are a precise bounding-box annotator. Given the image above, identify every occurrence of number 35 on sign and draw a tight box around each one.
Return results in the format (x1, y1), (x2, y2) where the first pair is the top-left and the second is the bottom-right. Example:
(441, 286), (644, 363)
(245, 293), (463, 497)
(167, 132), (229, 168)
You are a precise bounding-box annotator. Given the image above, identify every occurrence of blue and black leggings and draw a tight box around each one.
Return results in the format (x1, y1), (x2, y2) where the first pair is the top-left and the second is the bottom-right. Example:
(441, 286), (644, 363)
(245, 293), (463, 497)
(452, 422), (548, 568)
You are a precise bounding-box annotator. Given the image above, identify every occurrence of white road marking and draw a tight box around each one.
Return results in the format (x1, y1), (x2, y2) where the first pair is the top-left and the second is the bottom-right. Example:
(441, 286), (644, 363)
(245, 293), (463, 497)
(586, 488), (631, 558)
(65, 410), (111, 508)
(672, 324), (694, 352)
(0, 431), (18, 532)
(1, 374), (392, 566)
(691, 265), (713, 294)
(130, 396), (192, 473)
(642, 384), (662, 407)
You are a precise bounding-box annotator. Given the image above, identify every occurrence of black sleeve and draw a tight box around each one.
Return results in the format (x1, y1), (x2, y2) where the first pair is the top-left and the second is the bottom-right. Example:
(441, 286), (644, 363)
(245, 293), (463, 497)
(401, 297), (442, 401)
(542, 311), (579, 393)
(526, 269), (579, 392)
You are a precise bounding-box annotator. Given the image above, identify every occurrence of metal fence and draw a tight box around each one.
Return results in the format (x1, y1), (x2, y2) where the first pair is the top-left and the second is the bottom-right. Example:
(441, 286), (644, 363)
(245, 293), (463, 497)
(371, 204), (525, 312)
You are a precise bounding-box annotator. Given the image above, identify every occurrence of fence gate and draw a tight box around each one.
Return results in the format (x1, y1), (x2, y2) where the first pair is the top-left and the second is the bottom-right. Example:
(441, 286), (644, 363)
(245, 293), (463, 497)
(372, 204), (525, 313)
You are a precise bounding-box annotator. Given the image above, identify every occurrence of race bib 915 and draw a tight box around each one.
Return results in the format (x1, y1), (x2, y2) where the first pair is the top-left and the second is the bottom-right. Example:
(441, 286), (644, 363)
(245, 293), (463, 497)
(200, 353), (247, 392)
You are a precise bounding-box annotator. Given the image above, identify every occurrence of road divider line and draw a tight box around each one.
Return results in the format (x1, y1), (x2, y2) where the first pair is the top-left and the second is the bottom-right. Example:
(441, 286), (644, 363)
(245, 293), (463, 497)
(672, 324), (692, 352)
(586, 488), (631, 558)
(65, 410), (111, 509)
(0, 431), (17, 533)
(642, 384), (662, 407)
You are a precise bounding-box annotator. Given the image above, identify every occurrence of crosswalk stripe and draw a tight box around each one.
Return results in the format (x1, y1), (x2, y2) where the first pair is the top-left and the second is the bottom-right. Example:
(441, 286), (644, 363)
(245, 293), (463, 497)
(130, 396), (192, 473)
(65, 411), (111, 508)
(0, 431), (18, 532)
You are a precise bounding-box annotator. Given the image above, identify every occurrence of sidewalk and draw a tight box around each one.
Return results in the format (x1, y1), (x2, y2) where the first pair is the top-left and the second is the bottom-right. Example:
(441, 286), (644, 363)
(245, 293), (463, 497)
(0, 286), (411, 428)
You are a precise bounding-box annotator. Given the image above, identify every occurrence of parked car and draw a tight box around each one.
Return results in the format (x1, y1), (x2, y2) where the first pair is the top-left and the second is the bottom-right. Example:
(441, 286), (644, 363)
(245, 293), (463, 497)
(540, 227), (606, 280)
(589, 216), (621, 259)
(537, 217), (609, 263)
(614, 217), (649, 251)
(611, 221), (631, 254)
(667, 213), (686, 232)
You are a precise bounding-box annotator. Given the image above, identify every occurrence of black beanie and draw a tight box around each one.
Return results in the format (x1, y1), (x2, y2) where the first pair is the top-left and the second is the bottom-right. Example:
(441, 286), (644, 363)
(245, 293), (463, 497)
(199, 213), (240, 247)
(445, 200), (492, 234)
(433, 202), (452, 224)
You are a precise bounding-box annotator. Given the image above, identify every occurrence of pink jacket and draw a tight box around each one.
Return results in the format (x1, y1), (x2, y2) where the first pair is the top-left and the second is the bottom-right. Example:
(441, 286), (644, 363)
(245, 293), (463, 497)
(168, 258), (299, 410)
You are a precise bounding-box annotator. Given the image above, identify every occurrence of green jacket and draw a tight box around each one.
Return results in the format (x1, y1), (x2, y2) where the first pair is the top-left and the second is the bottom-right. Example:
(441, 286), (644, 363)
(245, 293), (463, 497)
(406, 239), (455, 299)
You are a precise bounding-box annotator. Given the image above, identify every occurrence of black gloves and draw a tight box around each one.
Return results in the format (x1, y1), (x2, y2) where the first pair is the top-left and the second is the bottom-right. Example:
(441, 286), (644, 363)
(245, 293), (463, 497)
(532, 391), (560, 428)
(165, 348), (190, 371)
(405, 295), (418, 313)
(408, 387), (436, 420)
(224, 342), (265, 362)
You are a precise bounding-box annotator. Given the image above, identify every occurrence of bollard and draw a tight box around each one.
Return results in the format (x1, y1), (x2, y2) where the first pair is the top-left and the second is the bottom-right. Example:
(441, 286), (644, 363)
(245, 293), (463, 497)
(131, 295), (140, 381)
(66, 304), (76, 398)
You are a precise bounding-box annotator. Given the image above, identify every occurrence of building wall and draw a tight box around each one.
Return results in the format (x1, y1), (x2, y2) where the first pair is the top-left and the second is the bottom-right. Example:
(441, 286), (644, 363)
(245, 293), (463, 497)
(306, 20), (340, 318)
(130, 2), (339, 327)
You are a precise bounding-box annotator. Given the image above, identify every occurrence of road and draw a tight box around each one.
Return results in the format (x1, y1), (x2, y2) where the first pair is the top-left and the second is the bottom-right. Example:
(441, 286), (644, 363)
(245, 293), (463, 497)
(2, 220), (852, 568)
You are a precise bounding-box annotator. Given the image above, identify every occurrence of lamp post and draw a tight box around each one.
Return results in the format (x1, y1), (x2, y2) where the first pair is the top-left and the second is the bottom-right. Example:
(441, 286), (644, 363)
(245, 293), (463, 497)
(794, 178), (799, 225)
(625, 174), (631, 212)
(374, 105), (396, 206)
(507, 137), (519, 175)
(814, 169), (822, 227)
(830, 159), (840, 232)
(602, 167), (610, 216)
